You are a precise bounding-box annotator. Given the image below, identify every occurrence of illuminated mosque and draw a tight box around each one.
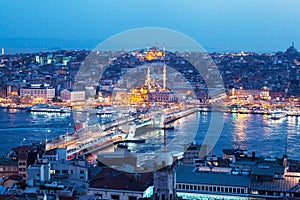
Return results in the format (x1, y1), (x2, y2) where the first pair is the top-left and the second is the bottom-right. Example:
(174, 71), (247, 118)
(130, 48), (178, 103)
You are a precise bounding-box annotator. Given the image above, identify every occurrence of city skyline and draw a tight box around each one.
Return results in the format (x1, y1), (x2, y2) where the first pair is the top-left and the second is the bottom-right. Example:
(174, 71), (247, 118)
(2, 1), (300, 199)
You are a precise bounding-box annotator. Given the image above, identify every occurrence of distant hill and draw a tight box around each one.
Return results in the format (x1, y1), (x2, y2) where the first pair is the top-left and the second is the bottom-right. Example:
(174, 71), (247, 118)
(0, 37), (102, 49)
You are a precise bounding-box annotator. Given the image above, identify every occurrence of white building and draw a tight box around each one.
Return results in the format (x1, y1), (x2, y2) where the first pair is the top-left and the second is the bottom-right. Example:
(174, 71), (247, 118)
(60, 89), (85, 101)
(43, 148), (67, 162)
(27, 162), (51, 186)
(85, 86), (96, 99)
(20, 84), (55, 99)
(51, 158), (88, 182)
(43, 148), (88, 182)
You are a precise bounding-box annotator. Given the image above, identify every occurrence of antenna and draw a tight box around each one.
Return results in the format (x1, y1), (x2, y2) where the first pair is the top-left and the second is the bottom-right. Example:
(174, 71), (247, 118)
(163, 43), (166, 90)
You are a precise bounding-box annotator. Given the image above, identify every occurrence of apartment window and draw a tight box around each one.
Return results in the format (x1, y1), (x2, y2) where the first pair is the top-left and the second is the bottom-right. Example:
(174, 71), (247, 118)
(55, 170), (60, 174)
(178, 184), (181, 189)
(80, 170), (84, 174)
(80, 176), (84, 179)
(70, 170), (73, 174)
(182, 185), (185, 189)
(229, 188), (232, 193)
(241, 189), (245, 194)
(194, 185), (197, 190)
(198, 185), (200, 190)
(213, 187), (216, 192)
(233, 188), (236, 193)
(186, 185), (189, 190)
(209, 186), (212, 191)
(225, 188), (228, 193)
(221, 187), (224, 192)
(237, 188), (240, 193)
(62, 170), (68, 174)
(202, 186), (205, 191)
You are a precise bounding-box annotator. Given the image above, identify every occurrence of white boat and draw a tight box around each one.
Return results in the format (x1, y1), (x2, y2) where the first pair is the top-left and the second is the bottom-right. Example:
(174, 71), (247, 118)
(28, 104), (71, 113)
(269, 110), (287, 120)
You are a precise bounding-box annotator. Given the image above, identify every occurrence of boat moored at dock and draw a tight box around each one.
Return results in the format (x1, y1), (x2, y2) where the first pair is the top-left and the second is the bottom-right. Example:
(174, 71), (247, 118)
(27, 104), (71, 113)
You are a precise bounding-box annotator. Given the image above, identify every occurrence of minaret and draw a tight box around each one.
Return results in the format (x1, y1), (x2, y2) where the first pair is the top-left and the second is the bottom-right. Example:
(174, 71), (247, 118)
(1, 47), (4, 55)
(146, 65), (151, 90)
(163, 61), (167, 90)
(163, 45), (167, 90)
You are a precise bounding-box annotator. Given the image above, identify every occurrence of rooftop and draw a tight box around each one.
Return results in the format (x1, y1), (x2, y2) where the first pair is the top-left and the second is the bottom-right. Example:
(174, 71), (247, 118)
(251, 176), (300, 192)
(251, 165), (285, 177)
(0, 157), (17, 166)
(44, 149), (57, 156)
(89, 167), (153, 192)
(11, 145), (35, 154)
(176, 165), (251, 187)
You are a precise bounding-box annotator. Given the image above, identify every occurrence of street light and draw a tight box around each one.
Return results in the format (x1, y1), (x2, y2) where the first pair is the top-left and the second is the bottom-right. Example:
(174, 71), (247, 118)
(66, 123), (71, 141)
(46, 130), (50, 142)
(20, 138), (26, 146)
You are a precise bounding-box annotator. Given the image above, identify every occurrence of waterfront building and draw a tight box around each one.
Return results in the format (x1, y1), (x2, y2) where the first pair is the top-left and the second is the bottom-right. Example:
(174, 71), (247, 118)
(130, 64), (177, 103)
(85, 86), (96, 99)
(176, 147), (300, 199)
(60, 88), (86, 102)
(176, 165), (251, 199)
(20, 84), (55, 100)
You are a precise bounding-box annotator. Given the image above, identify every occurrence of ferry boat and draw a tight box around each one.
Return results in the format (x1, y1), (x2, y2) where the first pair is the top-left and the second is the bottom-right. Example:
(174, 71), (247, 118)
(269, 110), (287, 120)
(27, 104), (71, 113)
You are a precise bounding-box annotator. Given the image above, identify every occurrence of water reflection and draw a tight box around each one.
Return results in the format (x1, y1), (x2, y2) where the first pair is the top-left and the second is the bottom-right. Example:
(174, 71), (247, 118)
(233, 113), (248, 149)
(2, 110), (300, 160)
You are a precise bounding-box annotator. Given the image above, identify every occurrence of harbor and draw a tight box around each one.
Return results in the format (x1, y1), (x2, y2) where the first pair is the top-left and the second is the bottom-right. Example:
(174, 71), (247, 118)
(44, 106), (199, 160)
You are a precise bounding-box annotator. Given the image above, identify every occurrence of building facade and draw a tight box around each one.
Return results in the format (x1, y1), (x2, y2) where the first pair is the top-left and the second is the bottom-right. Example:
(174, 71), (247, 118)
(60, 89), (85, 101)
(0, 158), (18, 178)
(27, 162), (51, 186)
(87, 167), (153, 200)
(20, 84), (55, 100)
